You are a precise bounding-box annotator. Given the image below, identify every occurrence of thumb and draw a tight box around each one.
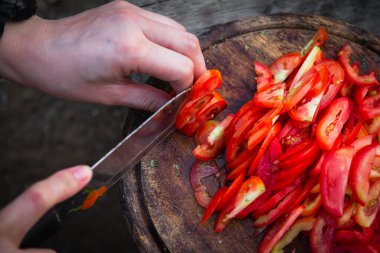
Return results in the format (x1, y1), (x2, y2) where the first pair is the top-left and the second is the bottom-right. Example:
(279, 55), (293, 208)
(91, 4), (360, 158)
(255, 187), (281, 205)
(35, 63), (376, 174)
(0, 165), (92, 245)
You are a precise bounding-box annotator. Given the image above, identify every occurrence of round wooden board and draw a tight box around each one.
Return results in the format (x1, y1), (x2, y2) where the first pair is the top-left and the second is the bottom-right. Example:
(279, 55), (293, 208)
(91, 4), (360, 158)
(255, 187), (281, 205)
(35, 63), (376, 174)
(120, 15), (380, 253)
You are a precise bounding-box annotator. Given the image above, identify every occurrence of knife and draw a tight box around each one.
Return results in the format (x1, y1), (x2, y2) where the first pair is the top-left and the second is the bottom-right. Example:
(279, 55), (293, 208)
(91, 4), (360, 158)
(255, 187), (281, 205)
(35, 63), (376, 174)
(21, 88), (190, 248)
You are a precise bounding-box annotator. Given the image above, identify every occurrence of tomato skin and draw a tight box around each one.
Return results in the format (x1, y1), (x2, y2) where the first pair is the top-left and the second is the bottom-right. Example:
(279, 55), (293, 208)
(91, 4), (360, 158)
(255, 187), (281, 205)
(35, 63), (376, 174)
(190, 160), (220, 207)
(310, 211), (335, 253)
(216, 173), (245, 211)
(361, 94), (380, 120)
(342, 109), (363, 145)
(214, 177), (265, 233)
(350, 144), (377, 206)
(340, 63), (360, 98)
(318, 60), (345, 110)
(338, 44), (379, 86)
(317, 97), (354, 150)
(188, 69), (222, 100)
(254, 61), (273, 93)
(200, 187), (228, 225)
(321, 147), (355, 216)
(269, 52), (303, 84)
(195, 120), (219, 145)
(301, 28), (328, 58)
(253, 82), (285, 108)
(257, 137), (282, 187)
(355, 179), (380, 228)
(258, 205), (305, 253)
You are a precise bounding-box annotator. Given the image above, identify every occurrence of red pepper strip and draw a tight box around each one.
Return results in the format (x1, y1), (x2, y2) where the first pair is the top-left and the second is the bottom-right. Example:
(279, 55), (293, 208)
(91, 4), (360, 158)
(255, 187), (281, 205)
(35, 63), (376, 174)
(340, 63), (360, 97)
(279, 138), (313, 161)
(247, 122), (282, 175)
(279, 141), (321, 170)
(286, 176), (319, 213)
(270, 172), (307, 191)
(253, 188), (301, 227)
(226, 155), (253, 181)
(258, 205), (305, 253)
(214, 177), (265, 233)
(273, 156), (315, 183)
(354, 85), (370, 104)
(252, 184), (297, 218)
(201, 187), (228, 225)
(236, 190), (272, 219)
(215, 173), (245, 211)
(338, 44), (379, 86)
(271, 217), (316, 252)
(80, 186), (108, 210)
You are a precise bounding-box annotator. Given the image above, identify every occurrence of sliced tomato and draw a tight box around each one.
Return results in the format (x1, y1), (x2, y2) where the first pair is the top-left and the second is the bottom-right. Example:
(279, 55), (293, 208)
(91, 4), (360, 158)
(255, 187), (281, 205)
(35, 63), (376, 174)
(236, 190), (272, 219)
(214, 177), (265, 233)
(188, 69), (222, 100)
(301, 28), (328, 58)
(310, 211), (335, 253)
(216, 173), (245, 211)
(269, 52), (303, 84)
(334, 226), (374, 245)
(286, 176), (319, 213)
(354, 85), (370, 105)
(337, 202), (356, 228)
(253, 82), (285, 108)
(279, 141), (320, 170)
(302, 193), (322, 217)
(321, 147), (355, 216)
(226, 155), (254, 180)
(257, 137), (282, 187)
(361, 93), (380, 120)
(340, 63), (360, 98)
(338, 44), (379, 86)
(288, 89), (324, 124)
(342, 109), (363, 145)
(190, 160), (220, 207)
(254, 60), (273, 93)
(258, 205), (305, 253)
(193, 115), (233, 160)
(366, 116), (380, 135)
(355, 179), (380, 228)
(284, 68), (319, 112)
(200, 187), (227, 225)
(195, 120), (219, 145)
(316, 97), (354, 150)
(319, 60), (345, 110)
(271, 217), (316, 253)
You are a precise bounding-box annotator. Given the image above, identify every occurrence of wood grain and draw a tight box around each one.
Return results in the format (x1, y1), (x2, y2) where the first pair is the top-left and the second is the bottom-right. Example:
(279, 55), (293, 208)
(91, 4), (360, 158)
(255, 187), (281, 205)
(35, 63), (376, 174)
(120, 15), (380, 253)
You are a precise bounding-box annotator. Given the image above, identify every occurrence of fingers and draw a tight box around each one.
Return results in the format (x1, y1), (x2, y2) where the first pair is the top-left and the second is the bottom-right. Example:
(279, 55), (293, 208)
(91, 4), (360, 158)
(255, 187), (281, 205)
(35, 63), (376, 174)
(95, 82), (172, 112)
(0, 165), (92, 244)
(133, 40), (196, 93)
(140, 19), (206, 80)
(23, 249), (56, 253)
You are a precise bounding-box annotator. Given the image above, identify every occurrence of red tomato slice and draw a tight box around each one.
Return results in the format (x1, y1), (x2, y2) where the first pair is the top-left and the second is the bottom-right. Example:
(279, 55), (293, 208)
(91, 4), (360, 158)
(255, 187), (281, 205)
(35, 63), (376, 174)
(269, 52), (303, 84)
(284, 68), (319, 112)
(214, 177), (265, 233)
(247, 122), (282, 175)
(253, 60), (273, 93)
(236, 190), (272, 219)
(288, 88), (324, 123)
(338, 44), (379, 86)
(190, 160), (220, 207)
(258, 205), (305, 253)
(302, 193), (322, 217)
(301, 28), (328, 58)
(188, 69), (222, 100)
(354, 85), (370, 105)
(321, 147), (355, 216)
(316, 97), (354, 150)
(216, 173), (245, 211)
(279, 141), (321, 170)
(340, 63), (360, 97)
(319, 60), (346, 110)
(253, 82), (285, 108)
(257, 137), (282, 187)
(180, 91), (228, 137)
(310, 211), (335, 253)
(286, 176), (319, 213)
(361, 93), (380, 120)
(195, 120), (219, 145)
(355, 179), (380, 228)
(342, 109), (363, 145)
(200, 187), (228, 225)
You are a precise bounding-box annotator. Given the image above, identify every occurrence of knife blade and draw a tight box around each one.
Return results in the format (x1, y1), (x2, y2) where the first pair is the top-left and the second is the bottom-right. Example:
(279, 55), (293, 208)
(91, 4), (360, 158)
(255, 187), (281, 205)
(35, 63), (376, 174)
(21, 88), (190, 248)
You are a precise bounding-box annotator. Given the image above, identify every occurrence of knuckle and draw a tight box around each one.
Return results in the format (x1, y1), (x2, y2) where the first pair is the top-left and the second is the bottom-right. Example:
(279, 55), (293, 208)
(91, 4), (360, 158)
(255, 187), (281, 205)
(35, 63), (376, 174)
(183, 33), (200, 52)
(26, 184), (50, 210)
(52, 170), (76, 196)
(179, 58), (194, 78)
(110, 0), (128, 9)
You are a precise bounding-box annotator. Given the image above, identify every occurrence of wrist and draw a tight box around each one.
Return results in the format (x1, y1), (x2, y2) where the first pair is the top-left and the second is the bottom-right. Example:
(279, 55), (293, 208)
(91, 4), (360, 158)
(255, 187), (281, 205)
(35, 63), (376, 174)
(0, 16), (52, 86)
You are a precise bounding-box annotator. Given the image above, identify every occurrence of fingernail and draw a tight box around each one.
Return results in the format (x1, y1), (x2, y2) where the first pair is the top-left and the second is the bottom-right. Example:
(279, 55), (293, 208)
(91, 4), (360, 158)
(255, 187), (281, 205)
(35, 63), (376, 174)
(72, 165), (92, 182)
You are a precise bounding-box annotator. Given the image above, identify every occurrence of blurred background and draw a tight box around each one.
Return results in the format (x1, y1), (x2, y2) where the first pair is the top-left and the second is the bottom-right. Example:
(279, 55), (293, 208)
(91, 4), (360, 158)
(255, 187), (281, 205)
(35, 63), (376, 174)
(0, 0), (379, 252)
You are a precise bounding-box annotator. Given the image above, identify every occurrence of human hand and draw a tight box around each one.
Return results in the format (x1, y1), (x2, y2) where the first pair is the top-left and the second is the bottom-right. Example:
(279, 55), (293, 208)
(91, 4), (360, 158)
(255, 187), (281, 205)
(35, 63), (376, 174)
(0, 0), (206, 111)
(0, 165), (92, 253)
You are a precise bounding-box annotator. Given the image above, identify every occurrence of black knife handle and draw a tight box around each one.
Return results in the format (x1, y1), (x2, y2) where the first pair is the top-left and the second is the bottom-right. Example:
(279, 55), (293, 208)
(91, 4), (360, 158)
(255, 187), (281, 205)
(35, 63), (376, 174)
(20, 188), (91, 248)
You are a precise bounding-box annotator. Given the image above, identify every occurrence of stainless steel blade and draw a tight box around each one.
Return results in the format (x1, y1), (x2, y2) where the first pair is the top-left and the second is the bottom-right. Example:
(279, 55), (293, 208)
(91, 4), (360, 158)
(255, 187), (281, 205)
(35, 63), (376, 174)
(88, 88), (190, 189)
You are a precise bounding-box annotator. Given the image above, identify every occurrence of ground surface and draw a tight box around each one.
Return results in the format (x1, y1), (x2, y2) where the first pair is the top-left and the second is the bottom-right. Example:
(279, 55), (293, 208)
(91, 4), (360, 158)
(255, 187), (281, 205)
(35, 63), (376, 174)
(0, 0), (379, 253)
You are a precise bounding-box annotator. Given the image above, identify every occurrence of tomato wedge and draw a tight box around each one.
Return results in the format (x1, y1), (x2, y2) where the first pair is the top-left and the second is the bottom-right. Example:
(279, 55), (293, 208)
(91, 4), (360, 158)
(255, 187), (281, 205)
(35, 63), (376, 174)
(253, 82), (285, 108)
(301, 28), (327, 58)
(201, 187), (228, 225)
(269, 52), (303, 84)
(321, 147), (355, 216)
(188, 69), (222, 100)
(254, 60), (273, 93)
(258, 205), (305, 253)
(338, 44), (379, 86)
(316, 97), (354, 150)
(350, 144), (378, 205)
(355, 179), (380, 228)
(361, 93), (380, 120)
(214, 177), (265, 233)
(310, 211), (335, 253)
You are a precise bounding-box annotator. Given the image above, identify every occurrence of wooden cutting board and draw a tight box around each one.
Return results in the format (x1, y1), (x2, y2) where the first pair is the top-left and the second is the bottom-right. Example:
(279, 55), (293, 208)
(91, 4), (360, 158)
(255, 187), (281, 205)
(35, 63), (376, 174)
(120, 15), (380, 253)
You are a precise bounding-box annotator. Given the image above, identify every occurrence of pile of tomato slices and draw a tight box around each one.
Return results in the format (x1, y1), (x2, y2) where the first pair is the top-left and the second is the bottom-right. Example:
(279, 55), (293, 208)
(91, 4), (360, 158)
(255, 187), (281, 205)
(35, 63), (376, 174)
(175, 28), (380, 253)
